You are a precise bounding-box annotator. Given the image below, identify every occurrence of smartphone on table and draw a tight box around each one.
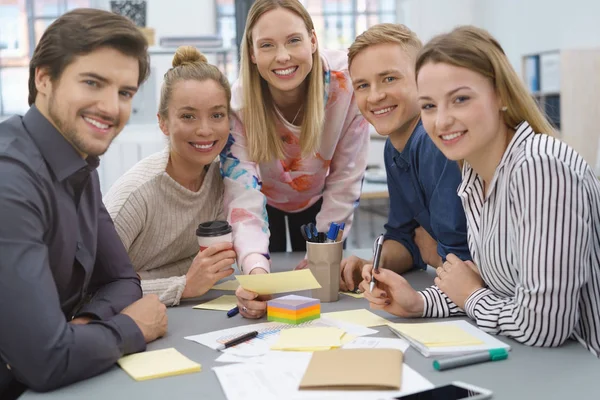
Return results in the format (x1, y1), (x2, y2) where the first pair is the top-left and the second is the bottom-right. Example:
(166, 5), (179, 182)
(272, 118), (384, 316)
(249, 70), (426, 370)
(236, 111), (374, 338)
(390, 381), (492, 400)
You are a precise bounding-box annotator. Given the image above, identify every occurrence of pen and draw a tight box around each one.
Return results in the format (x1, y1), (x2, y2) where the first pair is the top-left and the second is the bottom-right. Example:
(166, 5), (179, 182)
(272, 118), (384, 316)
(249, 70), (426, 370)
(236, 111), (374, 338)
(216, 331), (259, 351)
(227, 306), (239, 318)
(433, 348), (509, 371)
(336, 222), (345, 242)
(369, 234), (385, 292)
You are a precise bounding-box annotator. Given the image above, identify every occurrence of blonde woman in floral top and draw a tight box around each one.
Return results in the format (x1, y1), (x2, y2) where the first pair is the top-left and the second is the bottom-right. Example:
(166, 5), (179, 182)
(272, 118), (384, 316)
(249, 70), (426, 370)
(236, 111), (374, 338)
(220, 0), (370, 318)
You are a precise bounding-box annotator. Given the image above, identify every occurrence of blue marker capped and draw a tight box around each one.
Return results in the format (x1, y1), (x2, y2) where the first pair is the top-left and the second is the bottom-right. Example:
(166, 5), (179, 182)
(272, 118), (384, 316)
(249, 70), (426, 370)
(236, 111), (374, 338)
(326, 223), (340, 243)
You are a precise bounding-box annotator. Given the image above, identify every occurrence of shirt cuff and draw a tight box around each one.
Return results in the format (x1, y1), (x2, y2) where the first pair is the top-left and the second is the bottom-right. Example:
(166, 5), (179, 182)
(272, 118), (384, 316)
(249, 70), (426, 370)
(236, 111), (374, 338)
(464, 287), (493, 320)
(241, 253), (270, 275)
(108, 313), (146, 355)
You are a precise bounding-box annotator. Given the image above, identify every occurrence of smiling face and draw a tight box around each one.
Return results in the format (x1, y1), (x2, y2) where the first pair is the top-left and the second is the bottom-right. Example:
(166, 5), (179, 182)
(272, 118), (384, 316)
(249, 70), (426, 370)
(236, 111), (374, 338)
(250, 7), (317, 100)
(417, 62), (507, 163)
(35, 46), (139, 157)
(159, 79), (230, 168)
(350, 43), (420, 142)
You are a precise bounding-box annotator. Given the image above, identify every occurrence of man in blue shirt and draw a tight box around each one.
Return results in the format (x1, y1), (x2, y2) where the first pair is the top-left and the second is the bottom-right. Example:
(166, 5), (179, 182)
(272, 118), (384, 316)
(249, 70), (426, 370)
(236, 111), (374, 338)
(340, 23), (471, 291)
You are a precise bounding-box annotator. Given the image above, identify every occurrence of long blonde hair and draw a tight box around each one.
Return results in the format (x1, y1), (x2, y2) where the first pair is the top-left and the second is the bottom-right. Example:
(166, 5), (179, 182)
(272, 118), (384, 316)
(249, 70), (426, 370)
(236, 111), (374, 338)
(415, 26), (556, 137)
(240, 0), (324, 163)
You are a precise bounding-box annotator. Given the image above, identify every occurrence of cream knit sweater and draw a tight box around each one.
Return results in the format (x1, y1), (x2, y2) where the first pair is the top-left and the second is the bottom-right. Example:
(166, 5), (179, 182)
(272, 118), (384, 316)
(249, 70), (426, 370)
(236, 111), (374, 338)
(103, 147), (224, 306)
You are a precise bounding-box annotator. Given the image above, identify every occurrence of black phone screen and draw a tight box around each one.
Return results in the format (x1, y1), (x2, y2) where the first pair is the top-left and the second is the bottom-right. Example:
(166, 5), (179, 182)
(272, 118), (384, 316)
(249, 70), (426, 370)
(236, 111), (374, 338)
(394, 384), (483, 400)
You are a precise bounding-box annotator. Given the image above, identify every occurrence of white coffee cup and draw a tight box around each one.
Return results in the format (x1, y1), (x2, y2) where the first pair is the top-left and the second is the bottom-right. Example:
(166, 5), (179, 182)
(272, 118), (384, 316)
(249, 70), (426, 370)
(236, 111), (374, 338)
(196, 220), (233, 251)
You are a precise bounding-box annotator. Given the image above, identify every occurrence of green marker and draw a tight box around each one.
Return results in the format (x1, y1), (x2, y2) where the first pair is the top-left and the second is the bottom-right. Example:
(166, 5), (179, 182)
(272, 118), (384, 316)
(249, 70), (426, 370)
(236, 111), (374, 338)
(433, 348), (509, 371)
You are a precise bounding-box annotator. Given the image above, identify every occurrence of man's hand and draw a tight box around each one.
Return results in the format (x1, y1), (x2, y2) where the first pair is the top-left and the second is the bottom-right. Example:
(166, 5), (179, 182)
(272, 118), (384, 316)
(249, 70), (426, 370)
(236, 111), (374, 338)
(235, 268), (271, 319)
(414, 226), (442, 268)
(121, 294), (168, 343)
(182, 243), (236, 299)
(340, 255), (369, 292)
(435, 254), (484, 309)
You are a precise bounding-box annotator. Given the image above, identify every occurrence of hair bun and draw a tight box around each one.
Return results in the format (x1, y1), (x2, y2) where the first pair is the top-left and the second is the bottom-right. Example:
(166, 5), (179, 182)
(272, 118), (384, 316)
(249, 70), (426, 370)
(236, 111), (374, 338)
(172, 46), (207, 67)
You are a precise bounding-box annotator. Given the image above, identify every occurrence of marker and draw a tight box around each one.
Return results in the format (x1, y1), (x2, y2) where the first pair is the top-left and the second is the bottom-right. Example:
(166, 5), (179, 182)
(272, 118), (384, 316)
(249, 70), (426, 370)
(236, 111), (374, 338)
(326, 223), (339, 243)
(369, 234), (385, 292)
(216, 331), (259, 351)
(227, 306), (239, 318)
(433, 349), (509, 371)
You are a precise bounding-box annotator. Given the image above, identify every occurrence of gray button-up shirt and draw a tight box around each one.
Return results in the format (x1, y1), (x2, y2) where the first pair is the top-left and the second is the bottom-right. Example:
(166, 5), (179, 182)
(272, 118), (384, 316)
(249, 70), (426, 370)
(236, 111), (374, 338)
(0, 106), (145, 397)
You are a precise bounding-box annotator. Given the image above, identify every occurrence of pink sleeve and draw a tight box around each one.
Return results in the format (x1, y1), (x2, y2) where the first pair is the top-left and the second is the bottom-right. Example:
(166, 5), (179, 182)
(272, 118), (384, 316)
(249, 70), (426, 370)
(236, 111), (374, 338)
(220, 112), (271, 274)
(315, 104), (369, 237)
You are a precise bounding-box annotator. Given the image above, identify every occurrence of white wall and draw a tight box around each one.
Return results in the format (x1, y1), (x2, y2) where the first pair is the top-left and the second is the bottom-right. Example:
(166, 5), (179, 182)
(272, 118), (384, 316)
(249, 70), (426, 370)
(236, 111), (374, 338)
(397, 0), (477, 42)
(397, 0), (600, 70)
(473, 0), (600, 69)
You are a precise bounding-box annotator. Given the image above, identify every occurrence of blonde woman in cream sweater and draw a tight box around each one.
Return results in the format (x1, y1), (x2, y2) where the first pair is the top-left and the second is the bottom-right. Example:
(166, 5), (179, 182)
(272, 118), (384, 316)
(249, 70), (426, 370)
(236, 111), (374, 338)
(104, 47), (247, 306)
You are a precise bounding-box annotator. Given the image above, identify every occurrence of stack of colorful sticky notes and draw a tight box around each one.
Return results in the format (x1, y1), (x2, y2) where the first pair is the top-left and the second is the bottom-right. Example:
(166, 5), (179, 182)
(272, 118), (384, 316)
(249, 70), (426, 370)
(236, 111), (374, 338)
(267, 294), (320, 324)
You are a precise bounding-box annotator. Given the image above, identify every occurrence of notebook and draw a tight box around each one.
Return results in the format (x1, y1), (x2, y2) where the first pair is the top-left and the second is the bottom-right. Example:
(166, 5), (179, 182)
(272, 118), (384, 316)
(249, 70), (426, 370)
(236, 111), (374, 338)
(388, 320), (511, 357)
(299, 348), (403, 390)
(117, 348), (201, 381)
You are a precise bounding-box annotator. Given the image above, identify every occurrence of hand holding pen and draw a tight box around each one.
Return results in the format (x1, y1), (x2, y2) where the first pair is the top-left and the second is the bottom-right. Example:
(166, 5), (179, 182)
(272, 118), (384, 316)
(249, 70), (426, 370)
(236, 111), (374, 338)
(369, 234), (385, 292)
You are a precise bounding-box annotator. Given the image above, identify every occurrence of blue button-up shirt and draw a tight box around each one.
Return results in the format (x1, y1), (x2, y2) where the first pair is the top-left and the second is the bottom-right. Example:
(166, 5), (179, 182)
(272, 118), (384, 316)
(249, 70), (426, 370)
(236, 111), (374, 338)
(383, 120), (470, 269)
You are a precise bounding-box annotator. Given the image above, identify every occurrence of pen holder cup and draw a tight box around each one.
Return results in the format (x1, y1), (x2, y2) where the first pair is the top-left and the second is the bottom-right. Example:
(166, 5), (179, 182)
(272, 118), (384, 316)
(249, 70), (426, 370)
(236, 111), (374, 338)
(306, 240), (342, 302)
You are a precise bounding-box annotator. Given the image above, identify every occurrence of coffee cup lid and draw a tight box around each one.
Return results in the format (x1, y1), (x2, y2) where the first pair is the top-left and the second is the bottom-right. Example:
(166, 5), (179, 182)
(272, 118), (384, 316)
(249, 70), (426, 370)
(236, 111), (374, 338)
(196, 220), (232, 237)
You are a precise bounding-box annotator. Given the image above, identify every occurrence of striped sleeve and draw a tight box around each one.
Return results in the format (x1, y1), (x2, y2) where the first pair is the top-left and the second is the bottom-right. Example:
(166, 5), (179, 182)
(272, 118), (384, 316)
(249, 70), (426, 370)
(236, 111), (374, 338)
(464, 150), (591, 347)
(420, 286), (466, 317)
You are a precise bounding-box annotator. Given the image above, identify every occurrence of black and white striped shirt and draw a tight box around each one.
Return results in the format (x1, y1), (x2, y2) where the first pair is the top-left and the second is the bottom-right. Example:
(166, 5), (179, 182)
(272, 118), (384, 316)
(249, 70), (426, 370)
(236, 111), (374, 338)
(420, 121), (600, 357)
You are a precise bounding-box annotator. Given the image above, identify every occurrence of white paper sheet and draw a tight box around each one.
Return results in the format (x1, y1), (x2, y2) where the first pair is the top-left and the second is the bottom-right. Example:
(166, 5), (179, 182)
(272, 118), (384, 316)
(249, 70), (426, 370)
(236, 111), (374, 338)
(185, 318), (377, 358)
(216, 351), (313, 365)
(342, 337), (410, 353)
(213, 360), (433, 400)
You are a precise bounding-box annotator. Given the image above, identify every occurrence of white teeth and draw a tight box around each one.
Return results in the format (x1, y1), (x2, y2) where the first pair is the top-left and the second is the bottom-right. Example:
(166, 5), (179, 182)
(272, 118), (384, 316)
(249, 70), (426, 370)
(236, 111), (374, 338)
(441, 131), (466, 141)
(273, 67), (297, 76)
(83, 117), (109, 129)
(373, 106), (395, 115)
(192, 142), (214, 150)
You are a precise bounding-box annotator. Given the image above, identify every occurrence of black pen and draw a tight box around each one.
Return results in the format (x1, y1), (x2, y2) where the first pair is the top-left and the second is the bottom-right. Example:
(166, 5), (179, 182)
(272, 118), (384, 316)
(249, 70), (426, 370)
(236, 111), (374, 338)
(216, 331), (259, 350)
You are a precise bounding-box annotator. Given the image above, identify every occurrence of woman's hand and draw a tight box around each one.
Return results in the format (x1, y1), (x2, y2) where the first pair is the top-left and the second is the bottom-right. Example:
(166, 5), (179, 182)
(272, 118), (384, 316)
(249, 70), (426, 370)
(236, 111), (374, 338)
(182, 243), (236, 299)
(340, 255), (368, 292)
(359, 264), (424, 318)
(434, 254), (484, 309)
(235, 267), (272, 319)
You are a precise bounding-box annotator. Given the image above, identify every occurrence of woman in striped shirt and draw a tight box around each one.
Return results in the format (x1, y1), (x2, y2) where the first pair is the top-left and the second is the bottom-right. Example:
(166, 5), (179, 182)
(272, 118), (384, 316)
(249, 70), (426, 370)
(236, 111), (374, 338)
(360, 26), (600, 357)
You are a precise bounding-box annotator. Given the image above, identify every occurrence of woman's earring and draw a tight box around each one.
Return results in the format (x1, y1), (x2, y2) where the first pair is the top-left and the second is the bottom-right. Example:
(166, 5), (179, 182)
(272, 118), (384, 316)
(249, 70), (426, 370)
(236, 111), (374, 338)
(501, 106), (508, 112)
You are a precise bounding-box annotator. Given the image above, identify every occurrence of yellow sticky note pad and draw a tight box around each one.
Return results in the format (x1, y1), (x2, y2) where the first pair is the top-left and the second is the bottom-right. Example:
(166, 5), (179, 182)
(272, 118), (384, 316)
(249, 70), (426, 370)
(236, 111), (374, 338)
(271, 327), (345, 350)
(340, 333), (357, 345)
(117, 348), (201, 381)
(322, 309), (391, 327)
(193, 295), (238, 311)
(211, 280), (240, 291)
(388, 323), (484, 347)
(236, 269), (321, 295)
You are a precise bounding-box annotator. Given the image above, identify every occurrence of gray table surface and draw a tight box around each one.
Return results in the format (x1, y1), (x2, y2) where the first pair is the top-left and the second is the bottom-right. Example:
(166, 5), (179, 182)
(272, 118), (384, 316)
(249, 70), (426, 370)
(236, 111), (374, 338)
(22, 250), (599, 400)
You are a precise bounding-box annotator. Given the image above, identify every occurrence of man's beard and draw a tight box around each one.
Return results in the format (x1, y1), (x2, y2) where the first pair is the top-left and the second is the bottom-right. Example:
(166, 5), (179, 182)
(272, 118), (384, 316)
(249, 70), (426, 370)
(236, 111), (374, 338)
(47, 94), (119, 157)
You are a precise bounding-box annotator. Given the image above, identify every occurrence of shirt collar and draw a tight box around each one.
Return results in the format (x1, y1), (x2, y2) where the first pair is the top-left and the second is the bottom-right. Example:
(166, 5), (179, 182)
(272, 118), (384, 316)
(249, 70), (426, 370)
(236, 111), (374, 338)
(392, 119), (423, 170)
(22, 105), (100, 182)
(457, 121), (534, 198)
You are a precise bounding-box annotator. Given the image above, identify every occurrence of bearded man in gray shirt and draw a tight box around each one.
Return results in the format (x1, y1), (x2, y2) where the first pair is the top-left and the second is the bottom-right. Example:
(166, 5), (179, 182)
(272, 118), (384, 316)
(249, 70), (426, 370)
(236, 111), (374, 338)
(0, 9), (167, 398)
